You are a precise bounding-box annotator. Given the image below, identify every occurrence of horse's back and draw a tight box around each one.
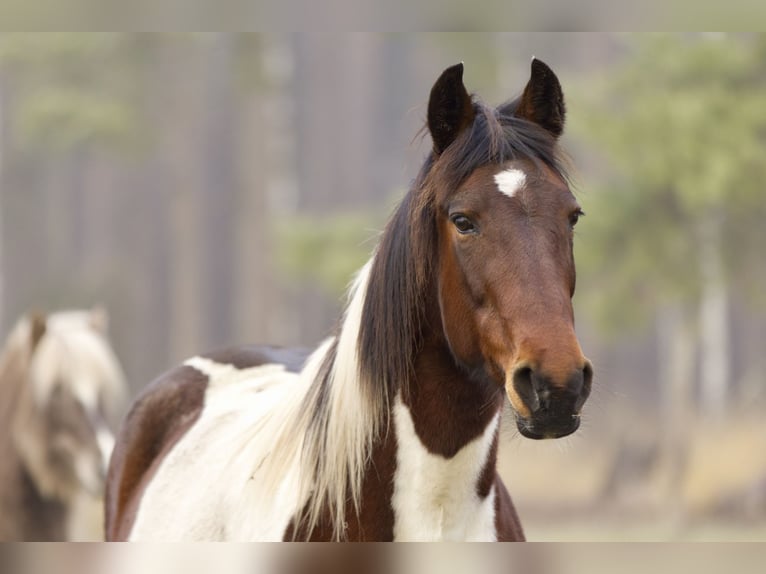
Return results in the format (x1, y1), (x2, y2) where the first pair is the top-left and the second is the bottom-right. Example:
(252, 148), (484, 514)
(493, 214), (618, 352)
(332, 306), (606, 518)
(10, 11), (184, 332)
(105, 345), (309, 541)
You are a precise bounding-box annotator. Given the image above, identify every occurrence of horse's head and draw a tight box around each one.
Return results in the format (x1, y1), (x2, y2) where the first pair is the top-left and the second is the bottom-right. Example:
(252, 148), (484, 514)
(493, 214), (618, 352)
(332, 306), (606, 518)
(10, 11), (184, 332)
(11, 308), (126, 500)
(425, 60), (592, 439)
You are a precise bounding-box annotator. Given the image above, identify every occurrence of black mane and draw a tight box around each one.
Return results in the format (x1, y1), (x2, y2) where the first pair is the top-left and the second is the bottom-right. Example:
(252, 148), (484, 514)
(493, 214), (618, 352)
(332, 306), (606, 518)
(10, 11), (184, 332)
(435, 96), (569, 190)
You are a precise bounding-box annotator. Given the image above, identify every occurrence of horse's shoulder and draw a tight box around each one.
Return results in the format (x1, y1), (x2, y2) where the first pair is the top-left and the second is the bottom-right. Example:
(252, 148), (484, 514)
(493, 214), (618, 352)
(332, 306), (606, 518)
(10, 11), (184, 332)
(105, 363), (208, 540)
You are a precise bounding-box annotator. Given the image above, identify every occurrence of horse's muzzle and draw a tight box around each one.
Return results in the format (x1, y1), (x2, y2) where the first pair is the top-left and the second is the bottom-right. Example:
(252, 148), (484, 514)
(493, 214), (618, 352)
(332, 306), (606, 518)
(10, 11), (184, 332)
(515, 408), (581, 439)
(510, 361), (592, 439)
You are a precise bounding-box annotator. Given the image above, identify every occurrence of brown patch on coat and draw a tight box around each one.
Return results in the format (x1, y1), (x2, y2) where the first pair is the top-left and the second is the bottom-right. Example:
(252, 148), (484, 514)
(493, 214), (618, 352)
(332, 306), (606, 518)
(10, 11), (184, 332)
(476, 426), (500, 499)
(494, 476), (525, 541)
(393, 270), (505, 459)
(105, 366), (207, 541)
(404, 334), (504, 458)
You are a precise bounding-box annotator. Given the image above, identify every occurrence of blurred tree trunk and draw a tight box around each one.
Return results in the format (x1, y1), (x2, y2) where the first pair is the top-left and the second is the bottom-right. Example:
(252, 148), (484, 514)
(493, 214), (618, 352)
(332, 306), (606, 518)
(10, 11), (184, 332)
(137, 157), (172, 383)
(198, 33), (238, 350)
(0, 73), (5, 331)
(657, 303), (695, 520)
(698, 213), (730, 421)
(165, 33), (240, 358)
(289, 34), (383, 344)
(68, 147), (87, 268)
(159, 38), (204, 364)
(234, 35), (292, 346)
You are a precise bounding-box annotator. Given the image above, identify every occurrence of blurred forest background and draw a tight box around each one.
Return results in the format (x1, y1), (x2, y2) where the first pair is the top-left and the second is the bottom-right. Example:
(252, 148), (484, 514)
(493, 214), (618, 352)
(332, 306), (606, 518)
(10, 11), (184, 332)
(1, 33), (765, 540)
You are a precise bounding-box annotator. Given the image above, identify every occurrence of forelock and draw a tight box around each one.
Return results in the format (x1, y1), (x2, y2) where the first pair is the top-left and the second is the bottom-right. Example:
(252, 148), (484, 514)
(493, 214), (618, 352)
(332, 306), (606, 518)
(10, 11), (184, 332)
(420, 98), (569, 203)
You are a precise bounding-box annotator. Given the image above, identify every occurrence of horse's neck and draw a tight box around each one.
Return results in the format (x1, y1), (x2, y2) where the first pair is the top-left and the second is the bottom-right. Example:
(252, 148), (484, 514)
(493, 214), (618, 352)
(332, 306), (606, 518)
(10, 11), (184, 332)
(383, 336), (504, 541)
(405, 336), (503, 452)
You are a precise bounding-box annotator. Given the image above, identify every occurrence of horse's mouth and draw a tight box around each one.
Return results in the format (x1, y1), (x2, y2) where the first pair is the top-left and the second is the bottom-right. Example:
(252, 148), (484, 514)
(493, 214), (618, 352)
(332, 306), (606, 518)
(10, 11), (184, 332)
(515, 413), (580, 440)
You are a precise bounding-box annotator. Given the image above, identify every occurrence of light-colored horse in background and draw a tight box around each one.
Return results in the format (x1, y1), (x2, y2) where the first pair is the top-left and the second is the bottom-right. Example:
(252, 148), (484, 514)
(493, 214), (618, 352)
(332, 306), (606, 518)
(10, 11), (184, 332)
(0, 308), (127, 541)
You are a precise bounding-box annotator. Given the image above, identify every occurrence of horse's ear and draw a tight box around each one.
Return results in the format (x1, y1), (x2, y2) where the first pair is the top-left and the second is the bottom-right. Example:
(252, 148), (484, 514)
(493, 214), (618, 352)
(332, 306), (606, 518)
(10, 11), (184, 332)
(428, 63), (475, 155)
(28, 312), (46, 350)
(514, 58), (566, 138)
(89, 305), (109, 334)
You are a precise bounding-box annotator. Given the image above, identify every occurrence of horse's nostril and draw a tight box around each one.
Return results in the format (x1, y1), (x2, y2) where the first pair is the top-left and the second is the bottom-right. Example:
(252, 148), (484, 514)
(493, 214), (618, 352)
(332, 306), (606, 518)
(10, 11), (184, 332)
(583, 361), (594, 387)
(568, 369), (584, 397)
(574, 361), (594, 410)
(512, 366), (540, 413)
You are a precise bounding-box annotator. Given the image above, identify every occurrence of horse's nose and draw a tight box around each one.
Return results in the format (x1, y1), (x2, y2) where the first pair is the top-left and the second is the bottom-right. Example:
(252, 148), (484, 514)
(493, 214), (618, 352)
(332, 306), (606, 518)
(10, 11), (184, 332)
(568, 360), (593, 411)
(511, 360), (593, 414)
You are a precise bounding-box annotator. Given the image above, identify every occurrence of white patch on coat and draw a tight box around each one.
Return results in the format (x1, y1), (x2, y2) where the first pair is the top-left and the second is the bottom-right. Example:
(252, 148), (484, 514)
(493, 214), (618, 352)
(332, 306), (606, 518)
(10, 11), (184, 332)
(127, 360), (306, 540)
(494, 168), (526, 199)
(391, 395), (499, 541)
(127, 334), (339, 541)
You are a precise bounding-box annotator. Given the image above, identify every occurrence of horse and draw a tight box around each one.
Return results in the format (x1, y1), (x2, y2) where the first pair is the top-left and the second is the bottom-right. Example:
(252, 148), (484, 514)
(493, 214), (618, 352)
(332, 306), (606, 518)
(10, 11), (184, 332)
(106, 59), (593, 541)
(0, 308), (127, 541)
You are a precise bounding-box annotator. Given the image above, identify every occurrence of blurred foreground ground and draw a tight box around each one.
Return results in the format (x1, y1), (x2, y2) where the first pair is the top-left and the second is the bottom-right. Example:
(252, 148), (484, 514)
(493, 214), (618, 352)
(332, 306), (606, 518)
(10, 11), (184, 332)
(524, 518), (766, 542)
(499, 401), (766, 541)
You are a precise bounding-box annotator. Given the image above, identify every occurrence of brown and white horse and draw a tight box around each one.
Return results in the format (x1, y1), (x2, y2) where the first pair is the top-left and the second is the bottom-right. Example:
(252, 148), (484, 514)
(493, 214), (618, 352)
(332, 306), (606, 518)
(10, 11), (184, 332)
(0, 308), (127, 541)
(106, 59), (592, 541)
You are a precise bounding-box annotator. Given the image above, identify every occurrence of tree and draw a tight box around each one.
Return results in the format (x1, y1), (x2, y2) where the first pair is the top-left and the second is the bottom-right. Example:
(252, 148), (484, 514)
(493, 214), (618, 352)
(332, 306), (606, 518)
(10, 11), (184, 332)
(573, 33), (766, 417)
(571, 33), (766, 515)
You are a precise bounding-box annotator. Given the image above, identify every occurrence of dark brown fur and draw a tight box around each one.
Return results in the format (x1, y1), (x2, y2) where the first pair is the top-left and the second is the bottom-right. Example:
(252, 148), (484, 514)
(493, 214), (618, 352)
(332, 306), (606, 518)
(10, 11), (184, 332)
(494, 476), (525, 540)
(203, 345), (309, 373)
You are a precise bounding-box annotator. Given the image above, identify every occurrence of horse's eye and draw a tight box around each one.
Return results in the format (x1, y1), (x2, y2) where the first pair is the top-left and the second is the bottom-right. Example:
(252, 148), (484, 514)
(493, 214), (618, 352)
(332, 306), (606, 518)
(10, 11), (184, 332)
(569, 209), (585, 228)
(450, 214), (477, 235)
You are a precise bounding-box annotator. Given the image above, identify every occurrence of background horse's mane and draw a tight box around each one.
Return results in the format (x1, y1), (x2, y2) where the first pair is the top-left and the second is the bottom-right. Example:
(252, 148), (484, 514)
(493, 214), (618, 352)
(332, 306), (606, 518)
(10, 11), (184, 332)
(0, 310), (125, 503)
(262, 96), (571, 540)
(0, 317), (40, 430)
(28, 310), (125, 418)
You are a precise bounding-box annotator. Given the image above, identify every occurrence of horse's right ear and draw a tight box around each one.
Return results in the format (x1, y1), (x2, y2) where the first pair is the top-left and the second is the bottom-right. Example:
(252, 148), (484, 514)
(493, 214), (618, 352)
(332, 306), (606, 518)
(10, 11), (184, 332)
(514, 58), (566, 138)
(89, 305), (109, 334)
(428, 63), (475, 155)
(28, 312), (46, 350)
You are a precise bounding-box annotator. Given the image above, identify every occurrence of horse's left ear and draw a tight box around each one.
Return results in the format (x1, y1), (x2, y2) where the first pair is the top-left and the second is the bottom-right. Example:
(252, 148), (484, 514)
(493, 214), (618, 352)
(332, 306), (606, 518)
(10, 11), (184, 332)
(28, 312), (47, 350)
(514, 58), (566, 138)
(428, 63), (475, 155)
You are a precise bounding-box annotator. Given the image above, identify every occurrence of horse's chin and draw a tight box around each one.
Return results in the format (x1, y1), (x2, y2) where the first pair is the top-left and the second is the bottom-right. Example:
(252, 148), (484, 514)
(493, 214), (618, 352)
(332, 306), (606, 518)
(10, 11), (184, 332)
(515, 415), (580, 440)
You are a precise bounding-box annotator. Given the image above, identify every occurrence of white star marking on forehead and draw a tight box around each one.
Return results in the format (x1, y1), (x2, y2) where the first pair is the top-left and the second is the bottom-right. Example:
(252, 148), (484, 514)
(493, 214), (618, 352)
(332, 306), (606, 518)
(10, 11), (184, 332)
(494, 168), (526, 198)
